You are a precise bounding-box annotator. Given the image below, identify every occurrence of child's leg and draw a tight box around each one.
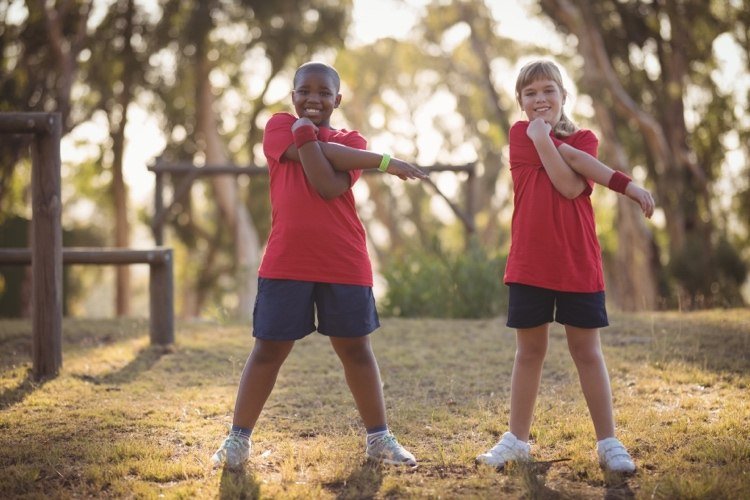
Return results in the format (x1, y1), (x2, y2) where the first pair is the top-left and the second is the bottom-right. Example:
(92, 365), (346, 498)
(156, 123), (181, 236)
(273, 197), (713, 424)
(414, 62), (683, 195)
(329, 335), (386, 429)
(564, 326), (615, 440)
(232, 338), (296, 429)
(509, 324), (549, 441)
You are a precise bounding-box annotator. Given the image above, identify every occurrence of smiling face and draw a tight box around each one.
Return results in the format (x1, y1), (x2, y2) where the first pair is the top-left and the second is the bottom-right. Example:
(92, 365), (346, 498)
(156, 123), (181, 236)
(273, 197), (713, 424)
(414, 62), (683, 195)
(515, 60), (568, 128)
(291, 68), (341, 127)
(519, 78), (564, 126)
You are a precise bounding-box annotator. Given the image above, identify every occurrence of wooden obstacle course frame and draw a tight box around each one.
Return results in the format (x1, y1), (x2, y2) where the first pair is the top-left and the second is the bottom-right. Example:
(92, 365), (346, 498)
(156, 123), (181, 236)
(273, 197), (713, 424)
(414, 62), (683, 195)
(148, 160), (477, 246)
(0, 247), (174, 346)
(0, 112), (174, 380)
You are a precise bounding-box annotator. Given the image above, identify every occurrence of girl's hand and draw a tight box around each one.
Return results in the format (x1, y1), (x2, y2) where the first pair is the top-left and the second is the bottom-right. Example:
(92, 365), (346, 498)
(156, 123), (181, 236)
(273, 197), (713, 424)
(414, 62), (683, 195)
(386, 157), (428, 180)
(292, 117), (318, 134)
(526, 118), (552, 142)
(624, 182), (655, 218)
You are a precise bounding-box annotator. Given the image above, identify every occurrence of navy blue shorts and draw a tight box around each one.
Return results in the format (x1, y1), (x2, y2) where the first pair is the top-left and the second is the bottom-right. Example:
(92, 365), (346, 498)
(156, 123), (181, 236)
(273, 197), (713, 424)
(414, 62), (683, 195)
(252, 278), (380, 341)
(506, 283), (608, 329)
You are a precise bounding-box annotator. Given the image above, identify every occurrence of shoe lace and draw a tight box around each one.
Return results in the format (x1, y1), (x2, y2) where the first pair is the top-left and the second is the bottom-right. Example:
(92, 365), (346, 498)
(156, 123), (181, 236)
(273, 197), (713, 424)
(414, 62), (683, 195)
(223, 435), (245, 452)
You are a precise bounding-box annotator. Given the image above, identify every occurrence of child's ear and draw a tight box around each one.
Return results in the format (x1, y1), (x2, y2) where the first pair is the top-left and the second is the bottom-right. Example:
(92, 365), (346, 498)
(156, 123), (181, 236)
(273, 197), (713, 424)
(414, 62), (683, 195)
(334, 93), (342, 108)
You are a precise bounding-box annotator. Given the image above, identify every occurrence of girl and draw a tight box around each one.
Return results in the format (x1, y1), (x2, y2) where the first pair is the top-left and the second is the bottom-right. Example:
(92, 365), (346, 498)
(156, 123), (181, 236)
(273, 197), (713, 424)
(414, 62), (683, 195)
(476, 60), (654, 474)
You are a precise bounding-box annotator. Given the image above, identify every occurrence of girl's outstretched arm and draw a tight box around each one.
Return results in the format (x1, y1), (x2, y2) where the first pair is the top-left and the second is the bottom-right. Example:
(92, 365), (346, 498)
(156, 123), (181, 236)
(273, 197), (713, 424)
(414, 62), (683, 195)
(557, 145), (655, 218)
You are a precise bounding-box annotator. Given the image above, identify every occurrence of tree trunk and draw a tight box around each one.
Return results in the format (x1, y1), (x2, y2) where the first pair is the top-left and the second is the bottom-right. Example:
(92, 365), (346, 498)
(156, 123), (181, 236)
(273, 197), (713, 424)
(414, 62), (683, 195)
(110, 0), (136, 316)
(196, 60), (260, 321)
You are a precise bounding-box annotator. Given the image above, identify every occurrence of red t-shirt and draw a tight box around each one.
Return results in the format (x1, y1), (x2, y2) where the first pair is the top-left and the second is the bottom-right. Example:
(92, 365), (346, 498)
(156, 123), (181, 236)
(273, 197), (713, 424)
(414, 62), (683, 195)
(259, 112), (373, 286)
(503, 120), (604, 292)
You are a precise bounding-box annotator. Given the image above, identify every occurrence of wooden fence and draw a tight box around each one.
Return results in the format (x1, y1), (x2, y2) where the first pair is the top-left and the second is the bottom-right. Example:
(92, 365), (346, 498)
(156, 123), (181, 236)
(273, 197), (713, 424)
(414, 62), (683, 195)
(0, 112), (174, 380)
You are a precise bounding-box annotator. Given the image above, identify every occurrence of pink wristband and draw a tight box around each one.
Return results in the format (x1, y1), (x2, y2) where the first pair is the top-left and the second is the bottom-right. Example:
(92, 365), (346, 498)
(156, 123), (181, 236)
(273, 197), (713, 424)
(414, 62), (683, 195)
(293, 125), (317, 148)
(608, 171), (632, 194)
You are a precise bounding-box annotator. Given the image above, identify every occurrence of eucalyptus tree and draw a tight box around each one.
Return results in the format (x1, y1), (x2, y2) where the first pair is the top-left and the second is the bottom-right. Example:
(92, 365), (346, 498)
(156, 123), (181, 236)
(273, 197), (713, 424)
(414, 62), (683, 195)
(539, 0), (747, 307)
(0, 0), (92, 212)
(149, 0), (350, 318)
(82, 0), (155, 315)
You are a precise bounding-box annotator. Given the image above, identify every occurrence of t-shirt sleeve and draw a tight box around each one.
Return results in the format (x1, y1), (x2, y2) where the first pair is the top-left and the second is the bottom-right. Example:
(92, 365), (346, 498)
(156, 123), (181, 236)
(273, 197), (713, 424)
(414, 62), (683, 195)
(337, 130), (367, 185)
(569, 130), (599, 196)
(509, 121), (539, 167)
(262, 113), (297, 163)
(570, 129), (599, 157)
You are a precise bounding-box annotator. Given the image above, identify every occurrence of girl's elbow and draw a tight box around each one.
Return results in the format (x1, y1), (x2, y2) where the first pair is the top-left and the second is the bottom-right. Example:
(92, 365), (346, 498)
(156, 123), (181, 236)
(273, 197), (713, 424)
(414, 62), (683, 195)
(563, 185), (586, 199)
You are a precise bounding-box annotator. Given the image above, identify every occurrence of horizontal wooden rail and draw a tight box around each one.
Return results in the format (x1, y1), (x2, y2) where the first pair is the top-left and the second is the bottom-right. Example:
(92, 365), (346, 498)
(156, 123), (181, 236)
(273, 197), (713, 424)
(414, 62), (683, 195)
(0, 247), (171, 265)
(147, 162), (476, 175)
(0, 112), (59, 134)
(0, 247), (174, 346)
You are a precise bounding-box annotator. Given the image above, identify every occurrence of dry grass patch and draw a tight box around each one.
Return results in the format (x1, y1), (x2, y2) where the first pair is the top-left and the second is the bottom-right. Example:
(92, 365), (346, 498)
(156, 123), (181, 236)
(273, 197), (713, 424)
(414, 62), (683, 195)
(0, 310), (749, 498)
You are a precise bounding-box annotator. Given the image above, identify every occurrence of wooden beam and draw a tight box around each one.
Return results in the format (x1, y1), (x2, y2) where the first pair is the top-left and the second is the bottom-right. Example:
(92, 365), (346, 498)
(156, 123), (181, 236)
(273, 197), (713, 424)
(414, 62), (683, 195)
(0, 247), (171, 265)
(0, 112), (58, 134)
(0, 247), (175, 348)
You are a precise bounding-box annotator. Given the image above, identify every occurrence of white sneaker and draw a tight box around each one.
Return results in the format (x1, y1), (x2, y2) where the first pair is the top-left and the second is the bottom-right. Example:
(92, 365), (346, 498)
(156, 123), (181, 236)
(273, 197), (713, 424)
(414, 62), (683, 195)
(366, 433), (418, 467)
(597, 437), (635, 473)
(476, 431), (531, 469)
(211, 433), (251, 470)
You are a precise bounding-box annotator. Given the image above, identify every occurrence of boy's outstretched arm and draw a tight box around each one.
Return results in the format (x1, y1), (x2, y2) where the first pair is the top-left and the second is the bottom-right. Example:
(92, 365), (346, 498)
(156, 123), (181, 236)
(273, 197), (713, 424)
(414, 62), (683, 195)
(557, 144), (655, 218)
(317, 142), (427, 180)
(285, 140), (426, 180)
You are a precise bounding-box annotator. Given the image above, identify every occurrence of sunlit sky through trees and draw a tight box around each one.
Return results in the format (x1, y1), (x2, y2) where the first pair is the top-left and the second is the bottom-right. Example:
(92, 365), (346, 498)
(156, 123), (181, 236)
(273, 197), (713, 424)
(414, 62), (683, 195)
(49, 0), (747, 242)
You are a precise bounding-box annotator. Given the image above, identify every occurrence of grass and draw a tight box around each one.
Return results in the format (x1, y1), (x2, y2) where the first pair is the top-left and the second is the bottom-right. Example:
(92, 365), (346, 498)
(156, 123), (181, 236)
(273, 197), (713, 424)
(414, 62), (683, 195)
(0, 309), (749, 499)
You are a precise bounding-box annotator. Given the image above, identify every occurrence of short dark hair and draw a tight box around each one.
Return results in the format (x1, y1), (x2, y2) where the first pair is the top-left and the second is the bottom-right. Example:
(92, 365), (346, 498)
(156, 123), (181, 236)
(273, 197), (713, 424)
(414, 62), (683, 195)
(293, 62), (340, 92)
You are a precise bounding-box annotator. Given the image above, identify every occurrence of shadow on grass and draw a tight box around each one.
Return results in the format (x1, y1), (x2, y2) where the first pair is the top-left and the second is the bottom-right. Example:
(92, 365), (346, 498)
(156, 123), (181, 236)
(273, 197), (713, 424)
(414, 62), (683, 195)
(219, 467), (261, 500)
(324, 461), (383, 500)
(0, 370), (46, 410)
(604, 472), (635, 499)
(511, 459), (571, 500)
(72, 344), (173, 386)
(615, 311), (750, 374)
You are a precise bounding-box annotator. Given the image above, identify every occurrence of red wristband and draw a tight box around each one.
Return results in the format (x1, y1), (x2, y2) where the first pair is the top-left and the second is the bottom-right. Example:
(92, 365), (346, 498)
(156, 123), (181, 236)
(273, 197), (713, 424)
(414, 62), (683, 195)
(608, 171), (632, 194)
(293, 125), (317, 149)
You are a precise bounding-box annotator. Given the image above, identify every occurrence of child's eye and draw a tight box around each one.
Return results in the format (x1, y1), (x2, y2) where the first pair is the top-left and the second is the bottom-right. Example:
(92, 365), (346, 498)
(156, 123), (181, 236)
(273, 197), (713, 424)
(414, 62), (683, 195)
(321, 91), (332, 97)
(295, 90), (309, 96)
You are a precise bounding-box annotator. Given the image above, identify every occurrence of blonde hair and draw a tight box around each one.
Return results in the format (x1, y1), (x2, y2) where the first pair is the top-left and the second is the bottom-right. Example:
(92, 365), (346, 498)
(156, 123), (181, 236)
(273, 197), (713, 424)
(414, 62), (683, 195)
(515, 60), (578, 137)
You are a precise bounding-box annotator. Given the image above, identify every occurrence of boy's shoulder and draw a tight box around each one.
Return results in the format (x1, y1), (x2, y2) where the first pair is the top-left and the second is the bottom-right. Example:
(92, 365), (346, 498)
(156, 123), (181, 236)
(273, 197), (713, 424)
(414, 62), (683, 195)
(324, 127), (367, 149)
(265, 112), (297, 128)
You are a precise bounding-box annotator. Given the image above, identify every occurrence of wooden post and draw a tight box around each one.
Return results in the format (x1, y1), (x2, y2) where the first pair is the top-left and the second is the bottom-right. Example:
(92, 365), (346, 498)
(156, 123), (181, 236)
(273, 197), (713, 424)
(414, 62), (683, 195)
(153, 167), (164, 245)
(149, 249), (174, 345)
(30, 114), (63, 379)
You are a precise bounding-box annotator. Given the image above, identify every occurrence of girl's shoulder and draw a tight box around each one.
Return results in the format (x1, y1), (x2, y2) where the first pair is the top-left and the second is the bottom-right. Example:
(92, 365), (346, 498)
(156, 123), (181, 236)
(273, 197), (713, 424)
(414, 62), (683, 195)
(565, 127), (598, 146)
(510, 120), (530, 131)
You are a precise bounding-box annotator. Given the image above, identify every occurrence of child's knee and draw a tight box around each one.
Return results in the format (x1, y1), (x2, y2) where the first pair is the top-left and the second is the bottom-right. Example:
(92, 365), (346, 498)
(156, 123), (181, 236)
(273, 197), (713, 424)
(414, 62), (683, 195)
(251, 341), (293, 364)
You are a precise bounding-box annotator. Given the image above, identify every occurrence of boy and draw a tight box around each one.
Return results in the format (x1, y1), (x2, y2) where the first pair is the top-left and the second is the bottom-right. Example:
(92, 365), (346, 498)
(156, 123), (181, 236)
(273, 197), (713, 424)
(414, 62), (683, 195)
(211, 62), (426, 470)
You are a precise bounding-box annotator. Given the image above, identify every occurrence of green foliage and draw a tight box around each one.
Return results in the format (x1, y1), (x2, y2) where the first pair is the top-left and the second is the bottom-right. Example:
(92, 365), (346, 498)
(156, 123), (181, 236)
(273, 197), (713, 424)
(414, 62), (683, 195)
(669, 234), (747, 308)
(380, 238), (507, 318)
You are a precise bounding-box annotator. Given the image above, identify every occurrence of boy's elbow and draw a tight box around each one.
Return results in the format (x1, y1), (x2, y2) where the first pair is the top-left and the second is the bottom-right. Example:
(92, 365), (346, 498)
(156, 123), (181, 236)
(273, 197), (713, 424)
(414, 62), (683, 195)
(317, 186), (345, 200)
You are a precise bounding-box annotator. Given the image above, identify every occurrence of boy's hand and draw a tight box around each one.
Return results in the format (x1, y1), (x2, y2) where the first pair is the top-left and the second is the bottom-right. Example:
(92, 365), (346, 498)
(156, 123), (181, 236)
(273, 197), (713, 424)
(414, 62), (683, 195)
(292, 117), (318, 134)
(527, 118), (552, 142)
(624, 182), (655, 218)
(386, 157), (428, 180)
